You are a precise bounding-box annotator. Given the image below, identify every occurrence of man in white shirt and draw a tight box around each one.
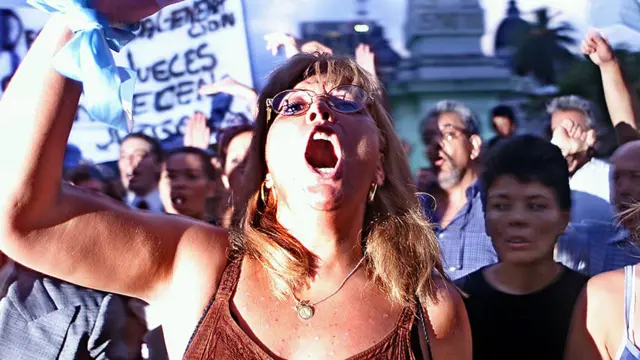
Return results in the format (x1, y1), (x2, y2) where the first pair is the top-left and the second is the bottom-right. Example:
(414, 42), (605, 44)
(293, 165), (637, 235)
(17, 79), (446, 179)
(547, 95), (614, 224)
(118, 132), (165, 212)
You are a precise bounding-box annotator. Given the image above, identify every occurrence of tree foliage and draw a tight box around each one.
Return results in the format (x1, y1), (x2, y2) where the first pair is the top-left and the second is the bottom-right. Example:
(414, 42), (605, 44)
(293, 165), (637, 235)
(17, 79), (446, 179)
(513, 8), (577, 85)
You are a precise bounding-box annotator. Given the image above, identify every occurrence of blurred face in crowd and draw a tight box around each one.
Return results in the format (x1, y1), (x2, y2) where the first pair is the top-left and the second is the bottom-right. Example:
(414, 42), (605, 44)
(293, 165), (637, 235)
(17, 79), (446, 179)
(611, 141), (640, 229)
(118, 137), (161, 196)
(159, 152), (215, 220)
(222, 131), (253, 193)
(485, 176), (569, 265)
(423, 112), (481, 190)
(74, 178), (107, 194)
(492, 116), (515, 138)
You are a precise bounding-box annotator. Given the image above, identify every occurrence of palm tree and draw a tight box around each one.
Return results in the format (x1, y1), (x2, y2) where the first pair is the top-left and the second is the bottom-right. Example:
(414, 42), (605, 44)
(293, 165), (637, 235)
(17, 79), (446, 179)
(513, 8), (578, 85)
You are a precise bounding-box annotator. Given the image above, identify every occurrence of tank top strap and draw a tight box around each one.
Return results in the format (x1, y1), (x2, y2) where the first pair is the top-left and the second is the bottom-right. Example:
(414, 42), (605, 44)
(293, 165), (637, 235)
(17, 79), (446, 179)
(214, 257), (244, 302)
(183, 257), (245, 358)
(396, 304), (417, 332)
(625, 265), (636, 338)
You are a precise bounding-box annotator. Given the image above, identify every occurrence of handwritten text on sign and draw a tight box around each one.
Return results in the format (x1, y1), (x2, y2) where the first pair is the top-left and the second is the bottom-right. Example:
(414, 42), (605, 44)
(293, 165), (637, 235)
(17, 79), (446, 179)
(0, 0), (253, 163)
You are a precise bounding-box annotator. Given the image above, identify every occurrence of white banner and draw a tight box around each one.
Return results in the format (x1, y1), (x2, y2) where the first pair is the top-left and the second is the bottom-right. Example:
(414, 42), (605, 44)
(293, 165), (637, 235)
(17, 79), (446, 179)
(0, 0), (254, 163)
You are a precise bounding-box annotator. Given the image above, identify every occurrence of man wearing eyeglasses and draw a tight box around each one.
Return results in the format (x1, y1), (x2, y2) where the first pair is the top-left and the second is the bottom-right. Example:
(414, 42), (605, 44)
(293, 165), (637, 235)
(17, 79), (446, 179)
(420, 100), (497, 280)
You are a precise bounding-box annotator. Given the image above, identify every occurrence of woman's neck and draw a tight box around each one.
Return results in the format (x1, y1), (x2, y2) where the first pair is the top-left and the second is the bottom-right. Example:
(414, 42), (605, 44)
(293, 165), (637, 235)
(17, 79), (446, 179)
(273, 201), (368, 298)
(276, 202), (366, 264)
(483, 260), (563, 295)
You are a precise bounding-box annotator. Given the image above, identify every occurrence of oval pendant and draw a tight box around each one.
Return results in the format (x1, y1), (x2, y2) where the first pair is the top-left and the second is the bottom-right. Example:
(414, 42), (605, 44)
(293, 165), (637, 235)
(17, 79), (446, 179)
(296, 301), (315, 320)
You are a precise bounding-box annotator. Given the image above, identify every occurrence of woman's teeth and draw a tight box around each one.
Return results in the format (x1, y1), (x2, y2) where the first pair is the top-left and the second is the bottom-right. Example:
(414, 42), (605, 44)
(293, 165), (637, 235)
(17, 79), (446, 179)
(313, 132), (332, 141)
(316, 167), (334, 174)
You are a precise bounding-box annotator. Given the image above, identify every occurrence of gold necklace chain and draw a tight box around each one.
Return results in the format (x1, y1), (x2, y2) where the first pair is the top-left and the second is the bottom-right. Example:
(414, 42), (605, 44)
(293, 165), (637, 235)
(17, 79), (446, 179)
(292, 255), (367, 320)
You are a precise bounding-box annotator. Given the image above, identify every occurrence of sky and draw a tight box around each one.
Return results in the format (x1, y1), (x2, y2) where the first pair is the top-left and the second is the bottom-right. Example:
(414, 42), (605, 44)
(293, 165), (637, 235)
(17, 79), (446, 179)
(4, 0), (639, 88)
(239, 0), (604, 88)
(247, 0), (591, 56)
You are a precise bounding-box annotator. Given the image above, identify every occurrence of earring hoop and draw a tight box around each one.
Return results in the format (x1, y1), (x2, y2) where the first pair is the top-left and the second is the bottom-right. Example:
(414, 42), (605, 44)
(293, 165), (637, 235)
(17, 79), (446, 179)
(260, 181), (267, 203)
(368, 184), (378, 204)
(260, 181), (277, 204)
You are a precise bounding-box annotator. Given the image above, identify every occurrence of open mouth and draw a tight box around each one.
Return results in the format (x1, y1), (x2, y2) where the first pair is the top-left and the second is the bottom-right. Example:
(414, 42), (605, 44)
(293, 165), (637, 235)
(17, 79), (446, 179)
(305, 127), (341, 176)
(171, 195), (186, 206)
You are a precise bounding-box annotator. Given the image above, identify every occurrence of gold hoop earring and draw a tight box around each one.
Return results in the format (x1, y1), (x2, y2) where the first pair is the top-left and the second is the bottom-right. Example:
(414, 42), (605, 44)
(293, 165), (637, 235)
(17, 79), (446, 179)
(368, 184), (378, 204)
(260, 181), (277, 204)
(260, 182), (267, 204)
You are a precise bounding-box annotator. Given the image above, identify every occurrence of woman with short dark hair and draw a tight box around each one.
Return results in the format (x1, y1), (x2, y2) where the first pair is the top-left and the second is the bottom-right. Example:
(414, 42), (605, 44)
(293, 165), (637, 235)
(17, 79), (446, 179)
(456, 135), (588, 360)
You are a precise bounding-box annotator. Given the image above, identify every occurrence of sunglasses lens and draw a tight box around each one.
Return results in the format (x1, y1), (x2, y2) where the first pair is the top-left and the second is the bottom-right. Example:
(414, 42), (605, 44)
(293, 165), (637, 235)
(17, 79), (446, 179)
(272, 90), (311, 116)
(329, 85), (368, 112)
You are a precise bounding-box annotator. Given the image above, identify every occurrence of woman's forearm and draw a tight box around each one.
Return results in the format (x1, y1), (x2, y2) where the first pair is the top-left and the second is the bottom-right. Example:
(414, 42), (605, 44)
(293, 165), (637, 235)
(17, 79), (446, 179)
(600, 60), (640, 144)
(0, 16), (78, 229)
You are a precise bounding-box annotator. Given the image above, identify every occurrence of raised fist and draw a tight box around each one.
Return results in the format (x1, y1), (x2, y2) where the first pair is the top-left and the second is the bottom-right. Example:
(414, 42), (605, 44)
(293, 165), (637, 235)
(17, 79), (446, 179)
(551, 119), (596, 157)
(581, 30), (616, 67)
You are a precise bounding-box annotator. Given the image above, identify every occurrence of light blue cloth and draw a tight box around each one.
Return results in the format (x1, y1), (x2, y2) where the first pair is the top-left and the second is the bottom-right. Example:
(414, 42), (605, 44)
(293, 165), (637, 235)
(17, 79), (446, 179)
(27, 0), (138, 132)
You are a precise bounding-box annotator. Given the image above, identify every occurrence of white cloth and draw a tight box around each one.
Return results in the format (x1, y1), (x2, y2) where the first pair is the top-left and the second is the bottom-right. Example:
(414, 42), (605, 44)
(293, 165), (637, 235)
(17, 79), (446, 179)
(126, 188), (164, 213)
(570, 158), (614, 223)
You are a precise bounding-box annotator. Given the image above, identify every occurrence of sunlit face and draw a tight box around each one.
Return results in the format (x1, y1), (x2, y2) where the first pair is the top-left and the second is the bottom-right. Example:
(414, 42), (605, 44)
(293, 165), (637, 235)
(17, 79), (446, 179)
(611, 146), (640, 229)
(423, 112), (479, 190)
(223, 131), (253, 193)
(264, 75), (383, 212)
(493, 116), (515, 137)
(118, 137), (160, 195)
(485, 176), (569, 265)
(159, 152), (214, 220)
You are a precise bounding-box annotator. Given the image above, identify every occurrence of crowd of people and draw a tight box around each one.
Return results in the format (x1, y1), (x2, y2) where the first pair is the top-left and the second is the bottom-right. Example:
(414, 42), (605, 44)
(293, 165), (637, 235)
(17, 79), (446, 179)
(1, 2), (640, 359)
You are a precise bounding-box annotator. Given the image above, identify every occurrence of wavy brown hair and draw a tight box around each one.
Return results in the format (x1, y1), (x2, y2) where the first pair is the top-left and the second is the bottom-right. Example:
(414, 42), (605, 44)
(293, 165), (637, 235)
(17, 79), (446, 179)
(230, 53), (445, 306)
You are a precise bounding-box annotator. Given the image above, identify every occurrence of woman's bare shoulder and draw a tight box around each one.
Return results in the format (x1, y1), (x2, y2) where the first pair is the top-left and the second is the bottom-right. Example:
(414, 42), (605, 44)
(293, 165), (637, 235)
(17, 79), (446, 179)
(568, 268), (628, 359)
(160, 214), (231, 283)
(586, 268), (626, 304)
(423, 277), (467, 338)
(149, 213), (232, 317)
(135, 211), (232, 302)
(420, 276), (472, 359)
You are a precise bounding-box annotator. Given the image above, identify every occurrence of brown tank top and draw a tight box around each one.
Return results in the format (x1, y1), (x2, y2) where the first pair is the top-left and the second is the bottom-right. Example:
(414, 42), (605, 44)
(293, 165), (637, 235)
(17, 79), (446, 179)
(183, 258), (423, 360)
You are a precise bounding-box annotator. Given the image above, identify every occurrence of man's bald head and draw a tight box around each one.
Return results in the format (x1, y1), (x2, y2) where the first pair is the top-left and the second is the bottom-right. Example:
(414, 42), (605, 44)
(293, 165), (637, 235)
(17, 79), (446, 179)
(611, 141), (640, 229)
(611, 140), (640, 161)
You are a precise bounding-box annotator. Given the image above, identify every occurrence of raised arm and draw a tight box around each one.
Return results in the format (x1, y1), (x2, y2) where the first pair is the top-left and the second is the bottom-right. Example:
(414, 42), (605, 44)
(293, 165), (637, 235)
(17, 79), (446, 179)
(0, 16), (228, 307)
(582, 31), (640, 145)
